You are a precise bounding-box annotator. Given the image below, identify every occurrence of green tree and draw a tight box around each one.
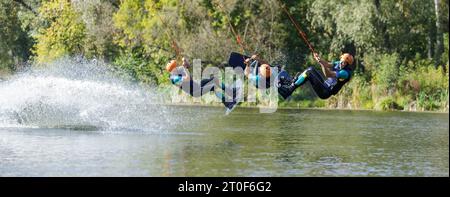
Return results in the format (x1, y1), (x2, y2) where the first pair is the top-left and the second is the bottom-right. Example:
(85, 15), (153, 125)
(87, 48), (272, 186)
(0, 0), (34, 73)
(307, 0), (446, 64)
(112, 0), (178, 84)
(72, 0), (120, 61)
(193, 0), (288, 67)
(33, 0), (86, 63)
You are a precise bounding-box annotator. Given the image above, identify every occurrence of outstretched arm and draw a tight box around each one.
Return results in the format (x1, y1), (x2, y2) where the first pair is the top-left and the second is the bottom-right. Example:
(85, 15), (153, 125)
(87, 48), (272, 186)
(314, 53), (336, 78)
(244, 54), (268, 77)
(181, 57), (191, 81)
(244, 65), (251, 78)
(321, 66), (336, 78)
(182, 74), (190, 82)
(251, 54), (268, 65)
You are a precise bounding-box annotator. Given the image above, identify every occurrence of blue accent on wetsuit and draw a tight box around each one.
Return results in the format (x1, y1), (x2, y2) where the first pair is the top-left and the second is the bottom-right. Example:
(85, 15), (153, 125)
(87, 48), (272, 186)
(336, 70), (349, 79)
(215, 92), (225, 100)
(248, 74), (260, 85)
(324, 61), (351, 87)
(294, 72), (307, 86)
(333, 61), (350, 80)
(170, 75), (183, 85)
(248, 66), (274, 89)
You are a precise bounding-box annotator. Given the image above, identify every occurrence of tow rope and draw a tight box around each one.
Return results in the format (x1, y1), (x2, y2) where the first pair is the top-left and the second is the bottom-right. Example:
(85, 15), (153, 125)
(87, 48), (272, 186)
(278, 0), (318, 61)
(214, 2), (254, 67)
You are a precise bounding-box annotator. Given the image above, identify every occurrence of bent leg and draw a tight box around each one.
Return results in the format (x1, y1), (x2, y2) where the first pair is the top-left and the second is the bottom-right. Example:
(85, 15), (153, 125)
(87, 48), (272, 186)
(199, 77), (234, 103)
(200, 78), (216, 94)
(180, 80), (202, 97)
(278, 67), (332, 99)
(305, 68), (332, 99)
(278, 67), (312, 99)
(180, 78), (240, 106)
(208, 76), (240, 100)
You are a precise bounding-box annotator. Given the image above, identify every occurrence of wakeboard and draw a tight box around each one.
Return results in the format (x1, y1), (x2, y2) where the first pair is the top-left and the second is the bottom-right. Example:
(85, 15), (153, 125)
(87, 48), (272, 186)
(225, 81), (244, 115)
(228, 52), (250, 69)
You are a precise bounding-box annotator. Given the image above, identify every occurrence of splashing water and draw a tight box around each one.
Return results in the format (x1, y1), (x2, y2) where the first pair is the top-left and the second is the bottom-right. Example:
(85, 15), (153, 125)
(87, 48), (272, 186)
(0, 58), (189, 132)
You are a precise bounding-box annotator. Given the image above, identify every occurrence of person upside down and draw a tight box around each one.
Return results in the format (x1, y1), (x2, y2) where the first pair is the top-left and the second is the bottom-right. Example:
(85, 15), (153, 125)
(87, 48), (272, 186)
(165, 57), (239, 111)
(244, 53), (354, 100)
(242, 54), (295, 96)
(243, 55), (275, 90)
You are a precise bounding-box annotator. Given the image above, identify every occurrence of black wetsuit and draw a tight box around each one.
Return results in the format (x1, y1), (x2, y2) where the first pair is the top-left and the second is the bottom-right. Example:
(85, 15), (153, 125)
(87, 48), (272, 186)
(278, 62), (352, 99)
(169, 67), (216, 97)
(247, 64), (294, 95)
(169, 66), (238, 110)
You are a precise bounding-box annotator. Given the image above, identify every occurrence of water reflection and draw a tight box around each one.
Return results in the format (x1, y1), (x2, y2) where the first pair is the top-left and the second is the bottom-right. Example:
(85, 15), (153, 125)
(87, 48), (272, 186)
(0, 108), (448, 176)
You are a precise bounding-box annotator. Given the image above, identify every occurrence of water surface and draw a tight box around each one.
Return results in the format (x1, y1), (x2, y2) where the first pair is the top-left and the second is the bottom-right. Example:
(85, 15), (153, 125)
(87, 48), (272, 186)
(1, 107), (448, 176)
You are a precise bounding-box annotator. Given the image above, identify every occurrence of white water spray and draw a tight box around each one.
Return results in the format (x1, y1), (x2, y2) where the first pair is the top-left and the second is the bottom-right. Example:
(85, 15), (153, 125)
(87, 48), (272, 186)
(0, 58), (189, 132)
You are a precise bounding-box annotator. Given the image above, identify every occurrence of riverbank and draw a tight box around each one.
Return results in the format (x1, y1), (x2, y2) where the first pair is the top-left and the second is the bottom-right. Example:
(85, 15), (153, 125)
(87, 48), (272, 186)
(160, 102), (450, 114)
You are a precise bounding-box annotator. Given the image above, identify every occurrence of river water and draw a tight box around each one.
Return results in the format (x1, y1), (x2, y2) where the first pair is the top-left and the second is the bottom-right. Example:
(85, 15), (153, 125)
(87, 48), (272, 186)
(0, 107), (448, 177)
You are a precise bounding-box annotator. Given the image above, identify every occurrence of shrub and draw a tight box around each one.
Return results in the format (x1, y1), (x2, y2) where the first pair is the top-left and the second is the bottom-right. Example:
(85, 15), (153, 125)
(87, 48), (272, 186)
(33, 0), (87, 63)
(113, 50), (168, 85)
(367, 53), (400, 97)
(377, 96), (403, 110)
